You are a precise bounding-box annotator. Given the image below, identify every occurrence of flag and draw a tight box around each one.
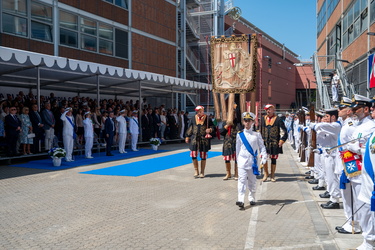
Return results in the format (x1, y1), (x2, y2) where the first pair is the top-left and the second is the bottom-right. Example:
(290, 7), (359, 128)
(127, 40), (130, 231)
(368, 53), (375, 89)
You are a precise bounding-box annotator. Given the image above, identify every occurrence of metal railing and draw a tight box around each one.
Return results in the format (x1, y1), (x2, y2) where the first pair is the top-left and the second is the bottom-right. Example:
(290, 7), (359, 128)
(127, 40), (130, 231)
(336, 51), (356, 98)
(186, 45), (200, 72)
(313, 53), (332, 109)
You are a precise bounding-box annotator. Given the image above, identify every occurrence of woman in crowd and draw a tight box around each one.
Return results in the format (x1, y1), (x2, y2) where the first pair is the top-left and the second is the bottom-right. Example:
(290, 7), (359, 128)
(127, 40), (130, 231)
(20, 107), (33, 155)
(160, 110), (167, 141)
(92, 106), (102, 137)
(75, 108), (84, 145)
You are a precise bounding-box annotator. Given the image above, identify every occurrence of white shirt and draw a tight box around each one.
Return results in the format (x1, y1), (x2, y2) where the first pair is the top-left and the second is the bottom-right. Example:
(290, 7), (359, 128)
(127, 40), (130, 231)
(60, 111), (74, 137)
(129, 117), (139, 135)
(83, 118), (94, 138)
(116, 115), (127, 134)
(359, 132), (375, 203)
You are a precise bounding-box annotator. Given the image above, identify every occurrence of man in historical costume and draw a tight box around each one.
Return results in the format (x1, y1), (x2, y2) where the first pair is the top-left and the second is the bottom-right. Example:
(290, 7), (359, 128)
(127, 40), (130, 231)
(104, 111), (116, 156)
(260, 104), (288, 182)
(129, 110), (139, 151)
(185, 105), (214, 178)
(312, 108), (342, 209)
(116, 109), (128, 154)
(221, 104), (242, 180)
(83, 111), (94, 159)
(60, 107), (76, 162)
(235, 112), (267, 210)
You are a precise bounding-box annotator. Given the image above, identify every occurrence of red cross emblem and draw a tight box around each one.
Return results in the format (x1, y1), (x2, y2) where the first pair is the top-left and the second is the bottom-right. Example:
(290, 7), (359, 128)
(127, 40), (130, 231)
(229, 53), (236, 68)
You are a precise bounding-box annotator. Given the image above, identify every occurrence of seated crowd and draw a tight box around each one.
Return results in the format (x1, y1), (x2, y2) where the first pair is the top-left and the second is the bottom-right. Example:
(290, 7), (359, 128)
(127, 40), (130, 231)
(0, 91), (190, 157)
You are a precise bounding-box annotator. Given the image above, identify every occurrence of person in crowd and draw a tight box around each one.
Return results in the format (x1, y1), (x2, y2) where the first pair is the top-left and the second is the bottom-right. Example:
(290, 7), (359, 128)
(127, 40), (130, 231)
(61, 107), (76, 162)
(152, 108), (161, 138)
(4, 105), (22, 156)
(29, 104), (44, 154)
(92, 106), (102, 137)
(185, 105), (214, 178)
(75, 109), (84, 145)
(168, 109), (177, 139)
(20, 107), (33, 155)
(160, 110), (167, 141)
(116, 109), (128, 154)
(104, 111), (116, 156)
(129, 110), (139, 151)
(178, 110), (185, 139)
(141, 109), (151, 142)
(184, 111), (190, 137)
(236, 112), (267, 209)
(42, 102), (55, 151)
(0, 101), (9, 121)
(331, 70), (340, 102)
(83, 111), (94, 159)
(54, 106), (65, 145)
(101, 111), (108, 139)
(260, 104), (288, 182)
(0, 115), (5, 152)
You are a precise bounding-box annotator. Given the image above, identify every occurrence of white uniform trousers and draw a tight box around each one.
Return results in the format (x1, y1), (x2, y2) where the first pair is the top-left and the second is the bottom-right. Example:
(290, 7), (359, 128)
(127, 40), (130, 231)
(118, 133), (127, 153)
(331, 85), (338, 102)
(44, 128), (54, 150)
(131, 134), (138, 151)
(340, 181), (363, 233)
(324, 154), (341, 202)
(358, 203), (375, 247)
(84, 137), (93, 158)
(237, 168), (257, 203)
(63, 135), (74, 161)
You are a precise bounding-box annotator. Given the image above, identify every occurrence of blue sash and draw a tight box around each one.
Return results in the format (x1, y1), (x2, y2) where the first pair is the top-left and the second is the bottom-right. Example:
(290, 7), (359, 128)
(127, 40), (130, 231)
(364, 134), (375, 212)
(132, 118), (140, 133)
(239, 131), (260, 176)
(66, 116), (77, 139)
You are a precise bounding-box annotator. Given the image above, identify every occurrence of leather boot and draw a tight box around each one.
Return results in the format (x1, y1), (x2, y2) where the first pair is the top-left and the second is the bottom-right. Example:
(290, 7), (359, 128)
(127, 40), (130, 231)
(271, 164), (277, 182)
(234, 163), (238, 180)
(262, 162), (269, 181)
(223, 162), (231, 180)
(199, 159), (206, 178)
(193, 159), (199, 177)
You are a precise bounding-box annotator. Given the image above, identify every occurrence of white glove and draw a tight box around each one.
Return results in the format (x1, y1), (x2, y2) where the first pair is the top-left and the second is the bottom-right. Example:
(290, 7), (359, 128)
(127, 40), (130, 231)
(313, 149), (321, 154)
(309, 122), (316, 129)
(261, 158), (267, 165)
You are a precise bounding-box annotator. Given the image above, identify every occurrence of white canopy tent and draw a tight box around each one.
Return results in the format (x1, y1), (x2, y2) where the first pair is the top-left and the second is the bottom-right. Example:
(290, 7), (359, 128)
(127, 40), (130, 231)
(0, 46), (210, 110)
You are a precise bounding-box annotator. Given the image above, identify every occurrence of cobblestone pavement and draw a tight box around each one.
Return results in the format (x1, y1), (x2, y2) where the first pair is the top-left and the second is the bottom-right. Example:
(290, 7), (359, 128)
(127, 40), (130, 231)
(0, 139), (363, 249)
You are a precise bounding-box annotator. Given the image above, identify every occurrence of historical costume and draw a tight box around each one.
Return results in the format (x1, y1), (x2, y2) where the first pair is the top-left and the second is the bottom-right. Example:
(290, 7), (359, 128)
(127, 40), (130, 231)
(260, 104), (288, 182)
(185, 105), (214, 178)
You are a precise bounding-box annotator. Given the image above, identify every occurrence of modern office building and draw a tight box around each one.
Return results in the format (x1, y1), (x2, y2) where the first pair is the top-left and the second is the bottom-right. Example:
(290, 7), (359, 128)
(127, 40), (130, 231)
(315, 0), (375, 108)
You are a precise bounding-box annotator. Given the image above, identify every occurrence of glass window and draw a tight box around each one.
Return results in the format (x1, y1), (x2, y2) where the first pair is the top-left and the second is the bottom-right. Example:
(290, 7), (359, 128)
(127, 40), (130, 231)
(348, 7), (354, 25)
(60, 28), (78, 47)
(371, 0), (375, 23)
(361, 0), (367, 11)
(115, 0), (128, 9)
(2, 0), (27, 16)
(99, 23), (113, 39)
(361, 8), (368, 33)
(81, 35), (97, 51)
(354, 0), (361, 18)
(81, 18), (96, 35)
(2, 13), (27, 36)
(60, 11), (77, 30)
(348, 25), (354, 44)
(31, 1), (52, 23)
(31, 21), (52, 41)
(115, 29), (128, 59)
(354, 18), (360, 38)
(343, 31), (348, 48)
(343, 13), (348, 31)
(99, 39), (113, 55)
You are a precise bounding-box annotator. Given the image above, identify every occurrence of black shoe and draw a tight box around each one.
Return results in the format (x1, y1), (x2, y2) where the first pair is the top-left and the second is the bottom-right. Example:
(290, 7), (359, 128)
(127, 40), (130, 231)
(319, 191), (330, 198)
(337, 227), (361, 234)
(308, 179), (319, 184)
(236, 201), (244, 208)
(335, 226), (343, 231)
(305, 171), (311, 175)
(106, 153), (114, 156)
(312, 185), (325, 190)
(250, 201), (256, 206)
(305, 176), (314, 179)
(321, 202), (340, 209)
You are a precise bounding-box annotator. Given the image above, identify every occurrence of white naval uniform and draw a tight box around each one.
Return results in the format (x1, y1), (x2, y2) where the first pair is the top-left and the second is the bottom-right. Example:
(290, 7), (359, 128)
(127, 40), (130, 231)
(314, 121), (342, 203)
(337, 117), (361, 233)
(236, 128), (267, 203)
(83, 118), (94, 158)
(116, 115), (127, 153)
(129, 116), (139, 151)
(358, 132), (375, 249)
(61, 111), (75, 162)
(293, 119), (301, 153)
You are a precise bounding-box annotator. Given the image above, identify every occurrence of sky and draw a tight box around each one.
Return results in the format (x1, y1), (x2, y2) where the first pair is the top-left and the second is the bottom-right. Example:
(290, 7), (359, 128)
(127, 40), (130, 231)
(233, 0), (316, 61)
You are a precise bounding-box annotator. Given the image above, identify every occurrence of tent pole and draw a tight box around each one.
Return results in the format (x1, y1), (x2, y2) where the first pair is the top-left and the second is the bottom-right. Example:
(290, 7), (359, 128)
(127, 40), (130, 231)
(37, 66), (41, 112)
(96, 74), (100, 107)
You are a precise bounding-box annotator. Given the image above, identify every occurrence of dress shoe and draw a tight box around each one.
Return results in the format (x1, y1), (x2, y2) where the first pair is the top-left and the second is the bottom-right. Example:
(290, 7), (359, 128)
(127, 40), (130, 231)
(305, 171), (311, 175)
(308, 179), (319, 184)
(337, 227), (361, 234)
(319, 191), (330, 198)
(305, 176), (314, 179)
(321, 202), (340, 209)
(106, 153), (114, 156)
(85, 156), (94, 159)
(312, 185), (325, 190)
(236, 201), (244, 208)
(335, 226), (343, 231)
(250, 201), (256, 206)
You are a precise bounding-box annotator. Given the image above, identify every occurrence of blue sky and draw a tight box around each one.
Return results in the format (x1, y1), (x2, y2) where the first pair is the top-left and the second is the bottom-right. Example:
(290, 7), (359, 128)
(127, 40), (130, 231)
(233, 0), (316, 61)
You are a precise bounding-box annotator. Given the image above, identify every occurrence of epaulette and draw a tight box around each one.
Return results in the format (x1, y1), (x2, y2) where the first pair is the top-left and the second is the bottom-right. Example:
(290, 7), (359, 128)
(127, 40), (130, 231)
(348, 121), (353, 126)
(238, 130), (243, 134)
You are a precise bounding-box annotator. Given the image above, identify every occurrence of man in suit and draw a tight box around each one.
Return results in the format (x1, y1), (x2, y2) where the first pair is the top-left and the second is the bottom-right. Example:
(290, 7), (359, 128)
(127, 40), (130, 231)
(29, 104), (44, 153)
(42, 102), (55, 151)
(5, 105), (22, 156)
(105, 111), (116, 156)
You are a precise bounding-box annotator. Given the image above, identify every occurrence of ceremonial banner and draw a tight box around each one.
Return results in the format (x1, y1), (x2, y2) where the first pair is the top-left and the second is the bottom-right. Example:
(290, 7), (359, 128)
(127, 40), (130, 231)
(210, 34), (258, 94)
(369, 53), (375, 89)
